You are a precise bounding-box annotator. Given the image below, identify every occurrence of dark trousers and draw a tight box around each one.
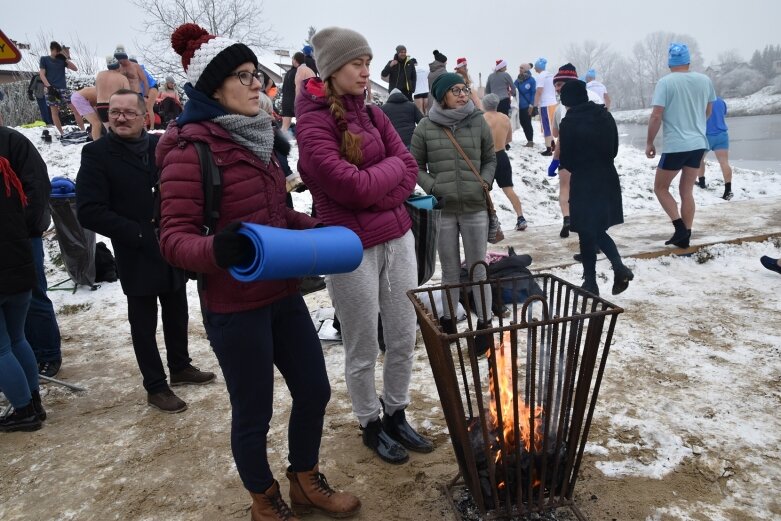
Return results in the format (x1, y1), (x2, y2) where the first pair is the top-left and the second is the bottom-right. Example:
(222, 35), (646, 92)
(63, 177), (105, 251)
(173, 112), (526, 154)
(25, 237), (61, 363)
(518, 106), (534, 142)
(578, 229), (622, 276)
(203, 293), (330, 493)
(497, 97), (511, 116)
(36, 97), (54, 125)
(126, 286), (191, 393)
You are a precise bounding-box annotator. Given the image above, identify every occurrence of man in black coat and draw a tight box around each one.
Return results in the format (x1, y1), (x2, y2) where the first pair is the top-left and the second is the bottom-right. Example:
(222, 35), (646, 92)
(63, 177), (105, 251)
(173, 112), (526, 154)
(381, 45), (416, 101)
(76, 89), (215, 413)
(0, 127), (62, 377)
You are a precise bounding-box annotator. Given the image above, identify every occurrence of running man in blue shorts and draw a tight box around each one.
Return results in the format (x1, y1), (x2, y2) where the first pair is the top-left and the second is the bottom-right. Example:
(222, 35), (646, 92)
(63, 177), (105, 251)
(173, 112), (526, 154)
(646, 43), (716, 248)
(696, 96), (733, 200)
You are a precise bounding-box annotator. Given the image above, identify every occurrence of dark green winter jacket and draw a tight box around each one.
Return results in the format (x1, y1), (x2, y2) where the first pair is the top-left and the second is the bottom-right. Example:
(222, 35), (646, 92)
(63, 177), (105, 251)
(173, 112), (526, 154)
(411, 109), (496, 214)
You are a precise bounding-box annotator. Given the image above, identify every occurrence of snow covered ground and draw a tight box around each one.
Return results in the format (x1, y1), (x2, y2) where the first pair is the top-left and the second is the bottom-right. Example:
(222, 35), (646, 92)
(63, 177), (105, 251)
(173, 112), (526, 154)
(2, 122), (781, 521)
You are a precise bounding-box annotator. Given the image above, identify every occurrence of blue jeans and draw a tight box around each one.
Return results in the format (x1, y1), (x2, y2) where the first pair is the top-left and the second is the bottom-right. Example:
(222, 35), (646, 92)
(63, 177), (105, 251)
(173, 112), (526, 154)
(203, 293), (330, 493)
(0, 291), (39, 408)
(25, 237), (61, 364)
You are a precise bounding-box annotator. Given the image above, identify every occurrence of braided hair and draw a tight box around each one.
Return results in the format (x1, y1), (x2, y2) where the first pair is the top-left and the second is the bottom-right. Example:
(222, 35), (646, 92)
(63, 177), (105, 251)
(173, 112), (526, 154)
(325, 79), (362, 166)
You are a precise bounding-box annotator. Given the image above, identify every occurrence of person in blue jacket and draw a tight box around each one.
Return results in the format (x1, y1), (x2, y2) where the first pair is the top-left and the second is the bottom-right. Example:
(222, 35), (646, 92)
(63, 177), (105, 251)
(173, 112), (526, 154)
(696, 96), (733, 200)
(514, 62), (536, 147)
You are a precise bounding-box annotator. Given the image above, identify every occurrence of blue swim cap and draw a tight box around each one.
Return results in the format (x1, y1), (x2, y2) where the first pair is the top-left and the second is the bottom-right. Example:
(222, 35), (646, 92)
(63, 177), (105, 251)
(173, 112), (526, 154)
(668, 43), (690, 67)
(535, 57), (547, 70)
(586, 69), (596, 79)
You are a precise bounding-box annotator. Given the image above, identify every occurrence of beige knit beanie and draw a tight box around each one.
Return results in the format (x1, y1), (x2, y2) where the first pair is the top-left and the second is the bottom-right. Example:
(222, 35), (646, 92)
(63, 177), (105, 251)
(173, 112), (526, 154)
(311, 27), (373, 81)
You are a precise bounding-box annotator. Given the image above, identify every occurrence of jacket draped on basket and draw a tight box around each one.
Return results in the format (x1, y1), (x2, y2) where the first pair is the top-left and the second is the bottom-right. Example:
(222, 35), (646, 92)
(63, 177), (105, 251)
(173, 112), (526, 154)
(558, 101), (624, 234)
(294, 78), (418, 250)
(156, 87), (318, 313)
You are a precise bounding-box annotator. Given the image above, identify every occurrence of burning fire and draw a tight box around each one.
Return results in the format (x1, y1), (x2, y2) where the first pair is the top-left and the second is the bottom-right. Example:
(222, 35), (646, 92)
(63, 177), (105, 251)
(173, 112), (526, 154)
(488, 332), (545, 463)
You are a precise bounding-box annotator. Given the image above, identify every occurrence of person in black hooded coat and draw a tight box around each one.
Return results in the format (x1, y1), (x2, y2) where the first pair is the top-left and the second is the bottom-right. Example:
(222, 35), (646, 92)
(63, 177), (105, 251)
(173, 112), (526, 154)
(558, 80), (633, 296)
(380, 88), (423, 147)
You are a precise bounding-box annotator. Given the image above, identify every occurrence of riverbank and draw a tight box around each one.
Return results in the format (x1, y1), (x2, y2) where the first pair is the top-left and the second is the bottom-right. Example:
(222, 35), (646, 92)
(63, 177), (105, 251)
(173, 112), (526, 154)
(612, 86), (781, 124)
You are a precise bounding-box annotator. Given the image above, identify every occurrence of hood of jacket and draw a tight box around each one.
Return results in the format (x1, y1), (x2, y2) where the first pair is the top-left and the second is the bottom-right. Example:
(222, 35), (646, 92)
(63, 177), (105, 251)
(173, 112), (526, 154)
(386, 90), (409, 104)
(429, 60), (446, 74)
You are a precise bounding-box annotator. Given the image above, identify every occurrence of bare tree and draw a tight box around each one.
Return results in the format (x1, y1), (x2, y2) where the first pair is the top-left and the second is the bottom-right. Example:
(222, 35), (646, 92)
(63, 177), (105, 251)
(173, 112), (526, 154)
(129, 0), (278, 80)
(305, 26), (316, 48)
(562, 40), (611, 73)
(717, 49), (744, 68)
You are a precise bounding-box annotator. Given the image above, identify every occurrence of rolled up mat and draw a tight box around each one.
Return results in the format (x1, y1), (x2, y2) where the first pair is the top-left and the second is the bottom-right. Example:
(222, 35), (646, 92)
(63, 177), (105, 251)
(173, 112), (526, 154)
(229, 223), (363, 282)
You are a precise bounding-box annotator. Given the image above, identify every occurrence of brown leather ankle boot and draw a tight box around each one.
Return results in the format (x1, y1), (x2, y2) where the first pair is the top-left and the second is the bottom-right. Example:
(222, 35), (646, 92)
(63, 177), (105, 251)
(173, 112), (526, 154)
(249, 480), (299, 521)
(286, 465), (361, 518)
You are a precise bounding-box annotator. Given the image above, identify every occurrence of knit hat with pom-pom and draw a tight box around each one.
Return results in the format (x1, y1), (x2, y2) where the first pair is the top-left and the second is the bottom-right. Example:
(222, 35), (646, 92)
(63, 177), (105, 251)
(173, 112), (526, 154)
(170, 23), (257, 96)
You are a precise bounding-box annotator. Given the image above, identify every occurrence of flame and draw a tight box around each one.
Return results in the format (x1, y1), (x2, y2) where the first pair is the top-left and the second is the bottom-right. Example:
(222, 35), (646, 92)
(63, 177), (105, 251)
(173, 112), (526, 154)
(488, 331), (545, 489)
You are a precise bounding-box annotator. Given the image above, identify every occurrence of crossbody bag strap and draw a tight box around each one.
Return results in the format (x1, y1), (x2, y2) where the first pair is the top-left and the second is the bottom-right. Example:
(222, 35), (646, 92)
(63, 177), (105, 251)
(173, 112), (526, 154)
(441, 127), (495, 212)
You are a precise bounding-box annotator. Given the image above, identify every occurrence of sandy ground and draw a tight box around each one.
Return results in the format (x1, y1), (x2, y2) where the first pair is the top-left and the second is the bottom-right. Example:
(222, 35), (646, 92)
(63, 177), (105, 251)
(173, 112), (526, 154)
(2, 236), (780, 521)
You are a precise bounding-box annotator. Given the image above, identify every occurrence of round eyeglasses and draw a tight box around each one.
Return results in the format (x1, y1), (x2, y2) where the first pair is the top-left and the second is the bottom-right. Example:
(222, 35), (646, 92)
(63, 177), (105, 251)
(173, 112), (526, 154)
(229, 70), (265, 86)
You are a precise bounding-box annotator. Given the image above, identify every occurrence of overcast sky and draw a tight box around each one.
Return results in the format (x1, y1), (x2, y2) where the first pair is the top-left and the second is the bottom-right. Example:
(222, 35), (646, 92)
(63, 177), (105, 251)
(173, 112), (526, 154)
(6, 0), (779, 82)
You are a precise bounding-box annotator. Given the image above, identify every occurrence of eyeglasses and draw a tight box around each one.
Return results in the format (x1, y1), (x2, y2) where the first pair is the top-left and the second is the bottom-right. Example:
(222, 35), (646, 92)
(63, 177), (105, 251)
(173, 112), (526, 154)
(229, 70), (265, 86)
(108, 110), (141, 120)
(449, 86), (471, 96)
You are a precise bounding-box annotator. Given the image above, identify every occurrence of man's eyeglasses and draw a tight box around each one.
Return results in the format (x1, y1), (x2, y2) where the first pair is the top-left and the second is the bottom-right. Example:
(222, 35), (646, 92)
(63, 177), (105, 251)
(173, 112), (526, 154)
(449, 86), (471, 96)
(108, 110), (141, 120)
(229, 70), (265, 86)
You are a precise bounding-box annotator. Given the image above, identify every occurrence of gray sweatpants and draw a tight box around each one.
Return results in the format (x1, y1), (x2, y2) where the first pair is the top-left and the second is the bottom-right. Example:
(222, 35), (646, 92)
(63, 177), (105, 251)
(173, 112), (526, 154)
(438, 211), (491, 320)
(327, 230), (417, 427)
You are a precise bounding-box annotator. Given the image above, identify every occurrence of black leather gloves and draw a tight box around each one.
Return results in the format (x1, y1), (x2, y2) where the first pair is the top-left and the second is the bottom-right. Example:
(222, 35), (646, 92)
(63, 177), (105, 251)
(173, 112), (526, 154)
(213, 222), (254, 268)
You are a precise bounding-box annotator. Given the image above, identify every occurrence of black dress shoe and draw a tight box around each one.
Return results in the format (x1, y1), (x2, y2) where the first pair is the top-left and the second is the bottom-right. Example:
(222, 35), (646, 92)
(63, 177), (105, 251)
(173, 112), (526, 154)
(382, 408), (434, 453)
(361, 418), (409, 464)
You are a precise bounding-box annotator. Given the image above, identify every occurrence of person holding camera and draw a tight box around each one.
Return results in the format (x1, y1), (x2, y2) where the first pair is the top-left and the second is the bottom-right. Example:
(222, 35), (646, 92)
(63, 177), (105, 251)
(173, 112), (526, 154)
(39, 41), (84, 136)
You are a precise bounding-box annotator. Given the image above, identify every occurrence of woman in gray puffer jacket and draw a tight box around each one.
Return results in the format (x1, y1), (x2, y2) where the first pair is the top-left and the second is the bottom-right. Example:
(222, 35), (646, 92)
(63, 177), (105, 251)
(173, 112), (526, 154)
(411, 72), (496, 354)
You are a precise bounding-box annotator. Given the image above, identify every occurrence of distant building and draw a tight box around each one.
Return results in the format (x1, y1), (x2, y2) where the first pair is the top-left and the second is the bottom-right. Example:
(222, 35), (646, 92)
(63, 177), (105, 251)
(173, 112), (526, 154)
(0, 40), (37, 86)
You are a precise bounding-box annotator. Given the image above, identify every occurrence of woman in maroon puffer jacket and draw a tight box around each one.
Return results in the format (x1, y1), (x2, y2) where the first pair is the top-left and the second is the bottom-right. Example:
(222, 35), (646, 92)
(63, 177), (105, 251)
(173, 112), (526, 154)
(157, 24), (360, 521)
(295, 27), (433, 466)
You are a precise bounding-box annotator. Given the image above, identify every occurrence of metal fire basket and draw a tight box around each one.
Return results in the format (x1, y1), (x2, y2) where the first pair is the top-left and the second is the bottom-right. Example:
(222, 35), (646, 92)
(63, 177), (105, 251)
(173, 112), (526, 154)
(408, 268), (623, 520)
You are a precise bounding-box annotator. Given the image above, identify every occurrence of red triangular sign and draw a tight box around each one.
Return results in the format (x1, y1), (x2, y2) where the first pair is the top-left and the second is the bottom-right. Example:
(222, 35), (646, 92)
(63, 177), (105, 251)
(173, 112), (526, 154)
(0, 30), (22, 64)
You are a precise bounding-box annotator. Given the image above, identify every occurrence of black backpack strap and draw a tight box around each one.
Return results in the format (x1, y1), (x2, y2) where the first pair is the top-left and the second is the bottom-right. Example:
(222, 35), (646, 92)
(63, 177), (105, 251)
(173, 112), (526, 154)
(192, 141), (222, 236)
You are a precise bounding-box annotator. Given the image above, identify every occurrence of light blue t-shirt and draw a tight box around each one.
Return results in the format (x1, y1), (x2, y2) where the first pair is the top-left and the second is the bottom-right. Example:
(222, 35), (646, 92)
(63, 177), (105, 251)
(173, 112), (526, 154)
(651, 71), (716, 153)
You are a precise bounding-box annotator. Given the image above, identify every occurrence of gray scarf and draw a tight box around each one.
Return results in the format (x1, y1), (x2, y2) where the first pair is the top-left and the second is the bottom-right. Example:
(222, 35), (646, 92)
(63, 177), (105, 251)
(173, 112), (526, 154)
(211, 112), (274, 164)
(428, 100), (476, 129)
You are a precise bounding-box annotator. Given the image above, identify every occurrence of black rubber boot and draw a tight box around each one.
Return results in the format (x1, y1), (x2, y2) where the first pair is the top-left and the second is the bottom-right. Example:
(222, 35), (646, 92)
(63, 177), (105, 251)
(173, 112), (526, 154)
(560, 216), (570, 238)
(438, 316), (457, 335)
(581, 273), (600, 296)
(361, 418), (409, 464)
(32, 390), (46, 421)
(665, 219), (691, 248)
(474, 319), (494, 357)
(611, 264), (634, 295)
(382, 407), (434, 453)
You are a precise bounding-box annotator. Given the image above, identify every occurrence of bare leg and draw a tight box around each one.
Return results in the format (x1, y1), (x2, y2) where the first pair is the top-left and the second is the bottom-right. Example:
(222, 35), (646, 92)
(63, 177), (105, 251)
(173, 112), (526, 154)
(501, 186), (523, 216)
(654, 168), (682, 221)
(558, 169), (571, 218)
(696, 158), (706, 179)
(84, 112), (103, 141)
(714, 149), (732, 184)
(145, 89), (158, 130)
(679, 166), (699, 229)
(69, 103), (85, 131)
(50, 106), (63, 135)
(281, 116), (292, 133)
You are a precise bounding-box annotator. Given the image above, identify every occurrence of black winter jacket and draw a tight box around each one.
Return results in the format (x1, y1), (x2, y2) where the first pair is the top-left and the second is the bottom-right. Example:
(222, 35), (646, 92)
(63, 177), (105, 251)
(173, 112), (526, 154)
(381, 55), (416, 100)
(76, 132), (186, 297)
(559, 102), (624, 234)
(380, 90), (423, 147)
(0, 129), (41, 294)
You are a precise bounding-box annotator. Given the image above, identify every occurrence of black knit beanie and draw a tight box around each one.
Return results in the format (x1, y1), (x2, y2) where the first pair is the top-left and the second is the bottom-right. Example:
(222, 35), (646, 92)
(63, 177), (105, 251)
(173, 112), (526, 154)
(433, 50), (447, 63)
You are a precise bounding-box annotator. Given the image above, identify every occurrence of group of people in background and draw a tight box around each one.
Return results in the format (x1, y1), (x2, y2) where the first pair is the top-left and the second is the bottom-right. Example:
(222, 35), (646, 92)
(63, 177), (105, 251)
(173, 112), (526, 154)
(3, 24), (780, 521)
